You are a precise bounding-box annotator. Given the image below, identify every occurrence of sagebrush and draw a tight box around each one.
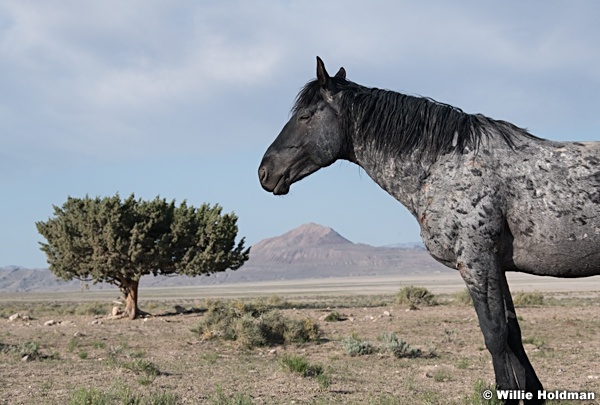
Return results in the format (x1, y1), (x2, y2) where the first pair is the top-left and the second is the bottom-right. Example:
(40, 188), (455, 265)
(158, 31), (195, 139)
(396, 285), (437, 307)
(192, 300), (321, 348)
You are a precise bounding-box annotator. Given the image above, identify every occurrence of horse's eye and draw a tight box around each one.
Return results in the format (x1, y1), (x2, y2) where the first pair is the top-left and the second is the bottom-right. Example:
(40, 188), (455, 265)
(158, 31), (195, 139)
(298, 113), (311, 122)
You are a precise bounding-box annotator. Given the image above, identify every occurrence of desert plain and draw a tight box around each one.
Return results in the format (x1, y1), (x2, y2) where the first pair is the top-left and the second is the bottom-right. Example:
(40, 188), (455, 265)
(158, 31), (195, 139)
(1, 272), (599, 404)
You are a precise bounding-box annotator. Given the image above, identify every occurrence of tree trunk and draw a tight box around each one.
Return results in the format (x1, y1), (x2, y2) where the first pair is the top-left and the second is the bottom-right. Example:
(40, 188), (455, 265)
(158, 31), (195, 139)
(122, 279), (142, 320)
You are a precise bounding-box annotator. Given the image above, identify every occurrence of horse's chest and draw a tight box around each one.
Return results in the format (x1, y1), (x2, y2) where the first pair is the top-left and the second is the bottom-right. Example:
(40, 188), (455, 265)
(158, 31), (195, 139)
(417, 173), (505, 268)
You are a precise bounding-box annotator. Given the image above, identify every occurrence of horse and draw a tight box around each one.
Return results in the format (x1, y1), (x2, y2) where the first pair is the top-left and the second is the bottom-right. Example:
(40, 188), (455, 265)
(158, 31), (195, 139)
(259, 57), (600, 404)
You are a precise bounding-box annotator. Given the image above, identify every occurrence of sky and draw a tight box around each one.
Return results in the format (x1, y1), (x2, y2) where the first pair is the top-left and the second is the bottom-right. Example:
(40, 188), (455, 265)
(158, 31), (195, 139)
(1, 1), (600, 268)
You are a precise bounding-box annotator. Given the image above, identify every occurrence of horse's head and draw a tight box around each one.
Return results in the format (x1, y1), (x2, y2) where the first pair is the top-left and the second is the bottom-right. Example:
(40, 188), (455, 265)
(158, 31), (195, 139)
(259, 57), (353, 195)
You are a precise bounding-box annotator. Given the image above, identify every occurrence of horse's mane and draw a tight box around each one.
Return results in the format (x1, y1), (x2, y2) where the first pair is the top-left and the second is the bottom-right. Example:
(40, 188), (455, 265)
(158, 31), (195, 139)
(293, 78), (541, 160)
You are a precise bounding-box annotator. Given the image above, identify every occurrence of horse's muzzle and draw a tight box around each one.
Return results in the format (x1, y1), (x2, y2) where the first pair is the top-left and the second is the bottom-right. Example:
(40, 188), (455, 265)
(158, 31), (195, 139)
(258, 162), (290, 195)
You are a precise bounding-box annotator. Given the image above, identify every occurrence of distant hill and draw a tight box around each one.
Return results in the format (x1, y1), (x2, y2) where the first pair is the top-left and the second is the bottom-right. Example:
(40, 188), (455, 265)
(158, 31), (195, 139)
(0, 223), (450, 292)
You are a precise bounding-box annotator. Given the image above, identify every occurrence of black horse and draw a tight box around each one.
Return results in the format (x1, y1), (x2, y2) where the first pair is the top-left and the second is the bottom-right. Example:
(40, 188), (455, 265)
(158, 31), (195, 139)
(259, 57), (600, 404)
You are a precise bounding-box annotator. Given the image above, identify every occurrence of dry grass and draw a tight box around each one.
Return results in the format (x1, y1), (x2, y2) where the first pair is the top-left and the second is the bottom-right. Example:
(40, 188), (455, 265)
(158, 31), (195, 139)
(0, 290), (599, 404)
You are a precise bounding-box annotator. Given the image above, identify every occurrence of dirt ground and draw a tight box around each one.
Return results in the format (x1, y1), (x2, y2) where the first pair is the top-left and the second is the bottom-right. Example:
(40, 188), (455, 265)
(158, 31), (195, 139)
(1, 286), (599, 404)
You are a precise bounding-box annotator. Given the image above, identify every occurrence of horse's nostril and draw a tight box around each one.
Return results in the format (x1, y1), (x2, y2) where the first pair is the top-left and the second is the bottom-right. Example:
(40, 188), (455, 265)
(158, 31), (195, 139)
(258, 165), (268, 183)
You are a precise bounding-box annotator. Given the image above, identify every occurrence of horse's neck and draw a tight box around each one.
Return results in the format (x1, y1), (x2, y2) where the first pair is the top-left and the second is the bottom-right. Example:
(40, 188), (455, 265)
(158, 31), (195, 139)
(353, 146), (428, 219)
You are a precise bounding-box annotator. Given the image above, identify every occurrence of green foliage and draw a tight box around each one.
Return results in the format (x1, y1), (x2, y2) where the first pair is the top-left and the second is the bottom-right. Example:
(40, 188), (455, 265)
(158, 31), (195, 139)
(104, 344), (162, 386)
(513, 291), (545, 306)
(69, 387), (112, 405)
(119, 358), (161, 377)
(396, 285), (437, 307)
(377, 332), (422, 358)
(280, 354), (323, 377)
(456, 357), (470, 369)
(36, 194), (249, 318)
(341, 334), (375, 356)
(192, 300), (321, 348)
(67, 338), (79, 353)
(19, 341), (42, 360)
(323, 311), (343, 322)
(341, 333), (424, 359)
(2, 340), (49, 361)
(68, 384), (179, 405)
(37, 194), (249, 282)
(284, 318), (321, 343)
(265, 294), (289, 308)
(280, 354), (331, 389)
(208, 386), (254, 405)
(522, 336), (546, 350)
(432, 368), (453, 382)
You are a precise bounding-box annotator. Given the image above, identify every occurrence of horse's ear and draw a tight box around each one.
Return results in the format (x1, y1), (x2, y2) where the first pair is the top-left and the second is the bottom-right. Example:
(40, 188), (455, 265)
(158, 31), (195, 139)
(316, 56), (330, 88)
(334, 67), (346, 80)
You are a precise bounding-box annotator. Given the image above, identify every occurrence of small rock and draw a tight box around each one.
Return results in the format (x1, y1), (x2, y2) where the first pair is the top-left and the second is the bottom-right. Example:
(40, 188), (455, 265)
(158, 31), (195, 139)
(90, 319), (102, 325)
(73, 331), (85, 337)
(268, 349), (277, 355)
(383, 311), (391, 317)
(44, 320), (57, 326)
(21, 355), (31, 362)
(8, 313), (21, 321)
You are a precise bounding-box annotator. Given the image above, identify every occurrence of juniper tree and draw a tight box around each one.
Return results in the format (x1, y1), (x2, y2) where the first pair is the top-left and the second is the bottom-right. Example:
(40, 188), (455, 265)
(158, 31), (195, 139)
(36, 194), (249, 319)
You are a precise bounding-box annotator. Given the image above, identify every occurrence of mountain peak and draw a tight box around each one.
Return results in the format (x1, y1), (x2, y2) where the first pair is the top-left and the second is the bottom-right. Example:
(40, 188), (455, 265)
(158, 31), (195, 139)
(252, 223), (352, 251)
(288, 223), (352, 246)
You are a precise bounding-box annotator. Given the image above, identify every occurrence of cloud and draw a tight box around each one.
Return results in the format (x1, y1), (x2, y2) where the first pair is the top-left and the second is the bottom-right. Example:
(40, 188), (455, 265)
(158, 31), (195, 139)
(1, 0), (599, 170)
(1, 2), (285, 106)
(0, 2), (289, 165)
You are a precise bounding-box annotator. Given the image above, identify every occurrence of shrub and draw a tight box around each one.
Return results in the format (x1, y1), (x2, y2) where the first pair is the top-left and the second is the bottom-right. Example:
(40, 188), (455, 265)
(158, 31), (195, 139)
(67, 338), (79, 353)
(266, 294), (289, 308)
(120, 358), (161, 377)
(74, 302), (109, 316)
(323, 311), (343, 322)
(341, 333), (425, 359)
(377, 332), (422, 358)
(452, 288), (473, 306)
(284, 318), (321, 343)
(280, 354), (322, 377)
(2, 341), (50, 361)
(280, 354), (330, 390)
(341, 334), (375, 356)
(19, 341), (42, 359)
(513, 291), (544, 306)
(456, 358), (469, 369)
(68, 387), (111, 405)
(397, 286), (437, 307)
(192, 300), (321, 348)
